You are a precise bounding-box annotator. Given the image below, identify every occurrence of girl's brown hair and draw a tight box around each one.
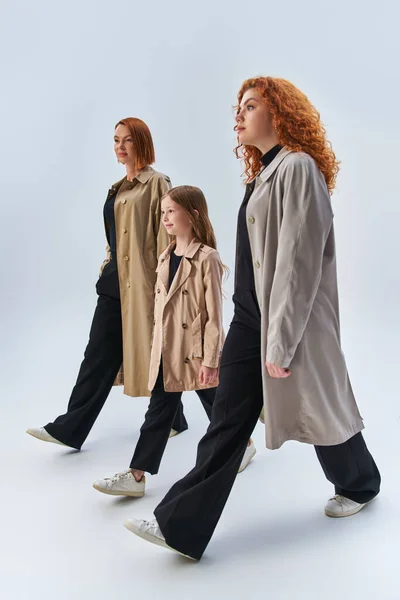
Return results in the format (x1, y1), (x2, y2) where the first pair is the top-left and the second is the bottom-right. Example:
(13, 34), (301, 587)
(234, 77), (340, 194)
(115, 117), (155, 168)
(162, 185), (229, 278)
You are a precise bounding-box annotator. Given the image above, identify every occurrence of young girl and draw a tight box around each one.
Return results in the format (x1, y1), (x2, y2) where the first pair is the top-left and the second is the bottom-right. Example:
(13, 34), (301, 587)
(93, 185), (256, 498)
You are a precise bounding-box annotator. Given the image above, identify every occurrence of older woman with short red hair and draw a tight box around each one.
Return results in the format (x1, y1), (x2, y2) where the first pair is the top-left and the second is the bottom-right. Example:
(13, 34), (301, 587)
(27, 118), (187, 450)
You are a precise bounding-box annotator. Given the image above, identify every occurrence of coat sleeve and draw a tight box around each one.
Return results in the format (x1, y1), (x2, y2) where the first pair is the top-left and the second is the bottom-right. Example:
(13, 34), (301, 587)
(266, 155), (334, 368)
(202, 251), (224, 368)
(153, 175), (172, 258)
(99, 242), (111, 276)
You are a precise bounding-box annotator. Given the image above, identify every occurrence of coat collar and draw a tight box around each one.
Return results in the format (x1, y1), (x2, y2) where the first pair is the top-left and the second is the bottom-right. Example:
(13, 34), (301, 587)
(135, 165), (156, 184)
(158, 239), (203, 303)
(258, 147), (293, 183)
(109, 165), (156, 194)
(158, 239), (203, 264)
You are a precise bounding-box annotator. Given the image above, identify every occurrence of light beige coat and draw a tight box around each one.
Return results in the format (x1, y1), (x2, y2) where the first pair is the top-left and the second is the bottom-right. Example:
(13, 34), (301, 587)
(100, 166), (170, 397)
(245, 148), (364, 449)
(148, 240), (225, 392)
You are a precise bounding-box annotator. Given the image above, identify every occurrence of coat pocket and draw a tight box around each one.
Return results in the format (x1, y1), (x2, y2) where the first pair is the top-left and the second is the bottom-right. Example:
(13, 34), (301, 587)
(191, 313), (203, 359)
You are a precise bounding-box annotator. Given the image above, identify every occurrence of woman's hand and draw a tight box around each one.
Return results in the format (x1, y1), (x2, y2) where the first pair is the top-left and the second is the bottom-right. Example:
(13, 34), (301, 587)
(199, 365), (219, 386)
(265, 361), (292, 379)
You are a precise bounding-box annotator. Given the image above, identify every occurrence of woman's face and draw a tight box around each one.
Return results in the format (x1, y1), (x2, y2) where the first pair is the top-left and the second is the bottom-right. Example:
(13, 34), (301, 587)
(235, 88), (274, 149)
(114, 124), (136, 166)
(161, 196), (193, 237)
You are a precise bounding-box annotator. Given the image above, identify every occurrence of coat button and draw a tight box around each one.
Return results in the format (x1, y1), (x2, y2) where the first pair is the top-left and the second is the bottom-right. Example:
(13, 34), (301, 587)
(153, 320), (156, 325)
(157, 288), (160, 293)
(182, 289), (188, 295)
(121, 198), (127, 204)
(255, 260), (260, 268)
(184, 358), (190, 364)
(248, 216), (255, 224)
(124, 255), (129, 261)
(182, 323), (188, 329)
(122, 228), (127, 234)
(127, 282), (131, 288)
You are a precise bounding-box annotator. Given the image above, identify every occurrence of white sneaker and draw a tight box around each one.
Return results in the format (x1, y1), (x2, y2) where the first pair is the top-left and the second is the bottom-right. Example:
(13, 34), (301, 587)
(124, 518), (196, 560)
(325, 494), (370, 518)
(26, 427), (68, 447)
(93, 470), (145, 497)
(238, 440), (256, 473)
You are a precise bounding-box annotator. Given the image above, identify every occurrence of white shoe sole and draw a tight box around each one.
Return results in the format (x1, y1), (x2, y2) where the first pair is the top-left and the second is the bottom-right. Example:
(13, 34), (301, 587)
(26, 428), (68, 447)
(93, 483), (145, 498)
(238, 445), (257, 473)
(124, 520), (197, 560)
(325, 501), (369, 518)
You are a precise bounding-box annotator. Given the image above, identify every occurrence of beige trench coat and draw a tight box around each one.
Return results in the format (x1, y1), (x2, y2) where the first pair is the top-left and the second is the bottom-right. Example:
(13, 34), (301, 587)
(100, 166), (170, 397)
(148, 240), (225, 392)
(245, 148), (364, 449)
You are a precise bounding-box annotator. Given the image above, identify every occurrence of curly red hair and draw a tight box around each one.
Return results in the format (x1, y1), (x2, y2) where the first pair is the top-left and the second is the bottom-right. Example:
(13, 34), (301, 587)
(234, 77), (340, 193)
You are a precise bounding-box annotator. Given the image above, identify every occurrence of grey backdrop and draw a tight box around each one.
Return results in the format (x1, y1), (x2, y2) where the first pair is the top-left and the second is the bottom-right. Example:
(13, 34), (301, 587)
(1, 1), (399, 598)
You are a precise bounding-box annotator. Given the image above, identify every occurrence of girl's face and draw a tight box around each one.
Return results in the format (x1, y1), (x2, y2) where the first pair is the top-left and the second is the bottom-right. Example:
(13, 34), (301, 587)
(114, 124), (137, 166)
(161, 196), (193, 237)
(235, 88), (274, 149)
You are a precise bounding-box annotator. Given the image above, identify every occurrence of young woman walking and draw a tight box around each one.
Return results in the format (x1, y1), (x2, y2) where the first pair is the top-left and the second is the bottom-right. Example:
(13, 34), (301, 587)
(123, 78), (381, 560)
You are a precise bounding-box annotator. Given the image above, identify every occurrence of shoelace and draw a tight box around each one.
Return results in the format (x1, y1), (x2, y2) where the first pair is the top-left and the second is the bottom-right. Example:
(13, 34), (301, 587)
(106, 470), (132, 484)
(330, 495), (344, 505)
(141, 519), (161, 536)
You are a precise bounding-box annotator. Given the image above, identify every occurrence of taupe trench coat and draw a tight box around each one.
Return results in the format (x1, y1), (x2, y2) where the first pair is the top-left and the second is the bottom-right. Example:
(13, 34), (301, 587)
(244, 148), (364, 449)
(100, 166), (170, 397)
(148, 240), (225, 392)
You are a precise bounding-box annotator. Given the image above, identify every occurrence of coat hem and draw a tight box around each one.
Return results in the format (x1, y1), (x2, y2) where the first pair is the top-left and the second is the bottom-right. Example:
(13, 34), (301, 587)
(122, 386), (152, 398)
(163, 383), (218, 393)
(264, 419), (365, 450)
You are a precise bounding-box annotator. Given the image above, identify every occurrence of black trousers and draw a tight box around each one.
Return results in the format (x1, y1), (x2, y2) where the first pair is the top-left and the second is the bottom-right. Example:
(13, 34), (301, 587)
(154, 290), (381, 560)
(130, 363), (216, 474)
(45, 259), (187, 450)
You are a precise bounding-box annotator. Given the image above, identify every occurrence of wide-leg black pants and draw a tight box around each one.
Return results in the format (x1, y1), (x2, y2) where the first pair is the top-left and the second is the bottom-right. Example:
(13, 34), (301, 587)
(45, 259), (187, 449)
(154, 290), (381, 560)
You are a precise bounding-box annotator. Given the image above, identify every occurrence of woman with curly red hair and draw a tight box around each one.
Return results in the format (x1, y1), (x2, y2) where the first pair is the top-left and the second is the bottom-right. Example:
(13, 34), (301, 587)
(123, 77), (381, 560)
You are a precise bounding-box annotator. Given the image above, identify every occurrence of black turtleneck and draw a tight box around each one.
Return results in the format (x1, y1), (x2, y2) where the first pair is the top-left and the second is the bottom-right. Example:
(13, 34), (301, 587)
(168, 251), (183, 289)
(235, 145), (282, 292)
(104, 193), (117, 254)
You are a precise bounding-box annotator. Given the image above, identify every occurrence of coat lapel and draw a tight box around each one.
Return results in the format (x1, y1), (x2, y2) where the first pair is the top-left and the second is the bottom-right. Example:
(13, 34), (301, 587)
(106, 166), (155, 200)
(156, 243), (173, 293)
(163, 240), (202, 305)
(165, 257), (193, 303)
(259, 148), (293, 183)
(107, 176), (126, 198)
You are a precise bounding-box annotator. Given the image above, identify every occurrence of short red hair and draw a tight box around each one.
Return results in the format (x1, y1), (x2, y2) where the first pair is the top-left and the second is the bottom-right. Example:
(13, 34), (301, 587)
(235, 77), (340, 193)
(115, 117), (155, 168)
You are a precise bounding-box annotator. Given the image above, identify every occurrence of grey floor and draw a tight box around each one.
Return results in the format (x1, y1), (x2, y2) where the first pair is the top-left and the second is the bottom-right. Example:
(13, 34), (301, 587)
(2, 320), (398, 600)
